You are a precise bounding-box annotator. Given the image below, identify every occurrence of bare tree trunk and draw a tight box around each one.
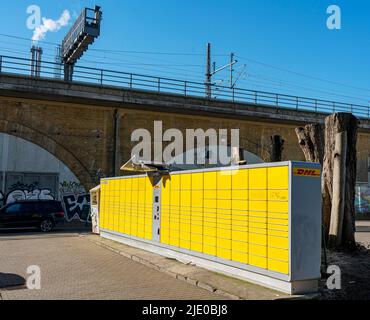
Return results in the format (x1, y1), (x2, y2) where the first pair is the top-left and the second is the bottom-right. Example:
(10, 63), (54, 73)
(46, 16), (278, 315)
(270, 135), (284, 162)
(328, 131), (347, 247)
(295, 124), (324, 165)
(322, 113), (358, 248)
(296, 114), (358, 249)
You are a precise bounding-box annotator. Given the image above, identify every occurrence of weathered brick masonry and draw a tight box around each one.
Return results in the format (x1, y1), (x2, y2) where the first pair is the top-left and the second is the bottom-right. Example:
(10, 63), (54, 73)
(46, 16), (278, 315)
(0, 74), (369, 190)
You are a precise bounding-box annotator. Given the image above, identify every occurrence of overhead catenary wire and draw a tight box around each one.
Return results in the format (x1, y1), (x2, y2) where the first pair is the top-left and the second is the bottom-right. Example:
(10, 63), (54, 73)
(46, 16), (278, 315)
(237, 54), (370, 94)
(0, 33), (369, 106)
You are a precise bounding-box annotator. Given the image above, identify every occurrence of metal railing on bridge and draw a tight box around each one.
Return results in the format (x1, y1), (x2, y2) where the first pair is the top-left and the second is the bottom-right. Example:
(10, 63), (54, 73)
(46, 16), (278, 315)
(0, 55), (369, 119)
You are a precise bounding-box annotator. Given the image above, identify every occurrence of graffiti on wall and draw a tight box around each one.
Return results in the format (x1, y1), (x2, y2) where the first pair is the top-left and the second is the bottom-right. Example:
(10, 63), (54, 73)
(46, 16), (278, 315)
(59, 181), (91, 223)
(356, 184), (370, 215)
(0, 181), (91, 223)
(0, 182), (55, 207)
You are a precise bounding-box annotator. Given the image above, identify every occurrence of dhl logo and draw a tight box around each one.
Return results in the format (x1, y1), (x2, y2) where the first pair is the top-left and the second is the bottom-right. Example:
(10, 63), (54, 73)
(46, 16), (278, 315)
(293, 168), (321, 177)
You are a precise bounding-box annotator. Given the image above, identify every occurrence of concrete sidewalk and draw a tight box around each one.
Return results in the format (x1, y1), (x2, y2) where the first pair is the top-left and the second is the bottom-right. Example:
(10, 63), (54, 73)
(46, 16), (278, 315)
(84, 234), (317, 300)
(356, 220), (370, 248)
(0, 232), (223, 300)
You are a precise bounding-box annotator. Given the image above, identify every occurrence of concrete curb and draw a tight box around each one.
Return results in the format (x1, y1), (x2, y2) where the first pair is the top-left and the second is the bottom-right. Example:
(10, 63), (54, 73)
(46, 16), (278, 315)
(83, 234), (320, 300)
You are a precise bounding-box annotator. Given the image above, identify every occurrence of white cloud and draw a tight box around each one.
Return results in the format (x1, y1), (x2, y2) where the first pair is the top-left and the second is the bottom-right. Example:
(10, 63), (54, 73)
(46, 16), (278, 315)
(32, 10), (71, 41)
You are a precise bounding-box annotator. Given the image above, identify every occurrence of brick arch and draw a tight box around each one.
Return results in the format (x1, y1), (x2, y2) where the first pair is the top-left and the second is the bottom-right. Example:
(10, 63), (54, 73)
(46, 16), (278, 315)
(0, 119), (94, 191)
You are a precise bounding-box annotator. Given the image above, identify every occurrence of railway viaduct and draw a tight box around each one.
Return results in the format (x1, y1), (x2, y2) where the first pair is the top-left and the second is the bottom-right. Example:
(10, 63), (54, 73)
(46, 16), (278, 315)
(0, 73), (369, 191)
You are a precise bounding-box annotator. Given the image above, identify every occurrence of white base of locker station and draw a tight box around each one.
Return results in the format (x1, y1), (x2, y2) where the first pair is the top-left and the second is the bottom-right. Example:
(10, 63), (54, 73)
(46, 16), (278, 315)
(100, 230), (318, 296)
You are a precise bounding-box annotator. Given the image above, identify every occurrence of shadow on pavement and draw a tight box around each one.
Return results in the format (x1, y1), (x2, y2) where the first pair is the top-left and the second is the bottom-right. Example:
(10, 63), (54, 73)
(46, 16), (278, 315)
(0, 273), (26, 290)
(0, 222), (92, 237)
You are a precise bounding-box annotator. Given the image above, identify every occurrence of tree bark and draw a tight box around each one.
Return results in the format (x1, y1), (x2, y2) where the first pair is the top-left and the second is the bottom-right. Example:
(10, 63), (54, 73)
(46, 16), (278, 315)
(328, 131), (347, 247)
(322, 113), (358, 248)
(295, 124), (324, 165)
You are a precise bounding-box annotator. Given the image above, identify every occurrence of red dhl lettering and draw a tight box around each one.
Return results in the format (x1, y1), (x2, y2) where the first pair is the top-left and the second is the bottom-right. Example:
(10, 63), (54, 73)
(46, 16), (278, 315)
(294, 168), (321, 177)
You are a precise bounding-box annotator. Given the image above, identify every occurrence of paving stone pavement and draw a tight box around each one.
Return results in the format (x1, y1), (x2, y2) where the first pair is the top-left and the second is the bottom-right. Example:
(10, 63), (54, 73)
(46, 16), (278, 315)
(0, 231), (224, 300)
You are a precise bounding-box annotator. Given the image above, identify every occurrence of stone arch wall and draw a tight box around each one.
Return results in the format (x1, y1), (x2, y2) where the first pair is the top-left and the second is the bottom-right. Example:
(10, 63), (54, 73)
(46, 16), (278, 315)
(0, 98), (117, 190)
(119, 110), (306, 166)
(0, 119), (93, 190)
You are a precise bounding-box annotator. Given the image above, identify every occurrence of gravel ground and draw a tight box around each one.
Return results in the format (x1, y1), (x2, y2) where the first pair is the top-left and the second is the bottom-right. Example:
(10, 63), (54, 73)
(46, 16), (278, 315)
(319, 238), (370, 300)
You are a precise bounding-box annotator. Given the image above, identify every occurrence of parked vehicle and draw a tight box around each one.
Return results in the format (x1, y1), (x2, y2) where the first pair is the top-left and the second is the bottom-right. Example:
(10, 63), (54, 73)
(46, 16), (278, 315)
(0, 200), (65, 232)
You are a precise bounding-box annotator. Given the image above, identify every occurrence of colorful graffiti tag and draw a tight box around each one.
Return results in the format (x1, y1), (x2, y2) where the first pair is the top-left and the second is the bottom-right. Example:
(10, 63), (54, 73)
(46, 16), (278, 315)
(0, 182), (55, 207)
(0, 181), (91, 223)
(61, 193), (91, 222)
(356, 184), (370, 215)
(59, 181), (91, 223)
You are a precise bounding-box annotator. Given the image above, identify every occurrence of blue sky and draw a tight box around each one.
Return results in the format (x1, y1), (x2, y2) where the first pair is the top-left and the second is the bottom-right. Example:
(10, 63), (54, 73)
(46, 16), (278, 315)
(2, 0), (370, 105)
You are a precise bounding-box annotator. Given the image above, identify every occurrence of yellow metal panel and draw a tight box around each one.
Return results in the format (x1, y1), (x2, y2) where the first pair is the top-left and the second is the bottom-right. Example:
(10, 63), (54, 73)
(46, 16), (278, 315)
(217, 170), (232, 189)
(249, 190), (267, 201)
(268, 260), (289, 274)
(268, 190), (288, 202)
(268, 247), (289, 262)
(249, 168), (267, 189)
(181, 190), (191, 206)
(103, 181), (109, 230)
(268, 218), (288, 226)
(232, 199), (248, 211)
(216, 171), (232, 261)
(232, 252), (248, 264)
(249, 200), (267, 213)
(161, 228), (170, 245)
(231, 170), (249, 264)
(268, 229), (289, 238)
(203, 171), (217, 189)
(169, 216), (180, 247)
(268, 235), (289, 250)
(138, 186), (146, 238)
(130, 178), (138, 237)
(124, 178), (132, 235)
(217, 247), (232, 260)
(170, 173), (181, 190)
(249, 243), (267, 257)
(99, 182), (106, 230)
(169, 175), (180, 247)
(232, 168), (248, 190)
(191, 174), (203, 253)
(232, 229), (248, 242)
(268, 224), (289, 233)
(191, 233), (203, 253)
(249, 255), (267, 269)
(268, 212), (289, 220)
(249, 224), (267, 233)
(232, 239), (248, 252)
(268, 166), (289, 189)
(203, 172), (217, 254)
(114, 202), (120, 232)
(180, 176), (192, 249)
(181, 173), (192, 189)
(192, 172), (204, 189)
(98, 162), (292, 277)
(144, 178), (153, 240)
(268, 201), (289, 213)
(117, 179), (125, 234)
(180, 239), (191, 250)
(249, 233), (267, 246)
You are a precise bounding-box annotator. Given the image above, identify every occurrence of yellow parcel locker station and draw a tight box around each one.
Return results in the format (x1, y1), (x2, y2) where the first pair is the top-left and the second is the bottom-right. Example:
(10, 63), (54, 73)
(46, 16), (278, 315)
(97, 161), (322, 295)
